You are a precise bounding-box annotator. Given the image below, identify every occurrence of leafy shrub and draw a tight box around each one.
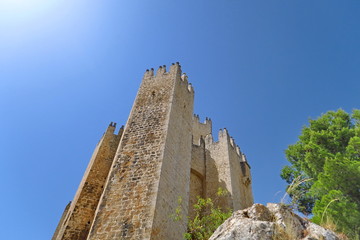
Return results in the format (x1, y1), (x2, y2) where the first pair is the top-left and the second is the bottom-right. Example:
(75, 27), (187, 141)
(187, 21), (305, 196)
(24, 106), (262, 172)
(173, 188), (232, 240)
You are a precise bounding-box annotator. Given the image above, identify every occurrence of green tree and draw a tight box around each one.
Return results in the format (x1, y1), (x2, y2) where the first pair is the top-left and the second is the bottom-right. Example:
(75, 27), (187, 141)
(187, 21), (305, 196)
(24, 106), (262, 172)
(281, 109), (360, 238)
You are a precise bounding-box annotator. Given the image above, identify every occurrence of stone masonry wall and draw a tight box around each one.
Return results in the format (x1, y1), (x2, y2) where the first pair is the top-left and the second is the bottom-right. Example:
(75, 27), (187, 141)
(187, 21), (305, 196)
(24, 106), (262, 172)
(87, 63), (194, 240)
(227, 137), (253, 210)
(203, 129), (254, 211)
(192, 115), (212, 144)
(52, 202), (71, 240)
(191, 140), (206, 177)
(239, 161), (254, 207)
(204, 130), (234, 210)
(53, 124), (122, 240)
(150, 65), (194, 239)
(189, 139), (206, 219)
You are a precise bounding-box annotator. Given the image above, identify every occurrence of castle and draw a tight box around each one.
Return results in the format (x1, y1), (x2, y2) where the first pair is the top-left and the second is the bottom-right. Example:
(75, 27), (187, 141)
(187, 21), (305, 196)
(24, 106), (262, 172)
(52, 63), (253, 240)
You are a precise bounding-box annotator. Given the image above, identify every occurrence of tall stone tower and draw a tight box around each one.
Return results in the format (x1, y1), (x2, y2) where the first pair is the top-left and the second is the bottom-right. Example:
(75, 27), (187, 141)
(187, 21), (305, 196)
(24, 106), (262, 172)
(52, 63), (253, 240)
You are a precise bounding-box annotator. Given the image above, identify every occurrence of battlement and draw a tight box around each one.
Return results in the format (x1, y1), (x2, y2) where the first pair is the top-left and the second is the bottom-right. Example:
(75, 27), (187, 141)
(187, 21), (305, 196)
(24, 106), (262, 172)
(109, 121), (116, 128)
(193, 114), (212, 125)
(105, 122), (124, 136)
(143, 62), (194, 93)
(229, 136), (242, 157)
(192, 114), (212, 145)
(241, 153), (249, 163)
(202, 128), (243, 159)
(144, 62), (181, 78)
(155, 64), (166, 75)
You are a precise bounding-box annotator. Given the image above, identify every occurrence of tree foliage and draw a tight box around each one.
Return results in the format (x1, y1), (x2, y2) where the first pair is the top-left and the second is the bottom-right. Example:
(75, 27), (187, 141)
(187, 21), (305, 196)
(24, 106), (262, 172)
(281, 109), (360, 238)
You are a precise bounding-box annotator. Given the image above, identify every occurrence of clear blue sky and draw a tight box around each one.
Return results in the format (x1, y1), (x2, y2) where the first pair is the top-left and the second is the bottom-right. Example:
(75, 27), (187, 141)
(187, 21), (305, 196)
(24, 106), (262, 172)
(1, 1), (360, 239)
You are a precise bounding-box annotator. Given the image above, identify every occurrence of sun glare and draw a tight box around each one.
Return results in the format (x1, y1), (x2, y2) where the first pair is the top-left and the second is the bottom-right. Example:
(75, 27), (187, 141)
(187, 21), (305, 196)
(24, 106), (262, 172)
(0, 0), (58, 21)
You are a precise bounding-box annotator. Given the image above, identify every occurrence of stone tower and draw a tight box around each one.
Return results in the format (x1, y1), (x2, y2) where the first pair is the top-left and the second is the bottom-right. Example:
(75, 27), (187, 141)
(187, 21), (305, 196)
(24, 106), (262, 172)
(52, 63), (253, 240)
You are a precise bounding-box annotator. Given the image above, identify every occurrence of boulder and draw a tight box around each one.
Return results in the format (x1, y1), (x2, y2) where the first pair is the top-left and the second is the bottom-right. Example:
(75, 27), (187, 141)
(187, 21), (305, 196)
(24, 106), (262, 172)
(209, 203), (340, 240)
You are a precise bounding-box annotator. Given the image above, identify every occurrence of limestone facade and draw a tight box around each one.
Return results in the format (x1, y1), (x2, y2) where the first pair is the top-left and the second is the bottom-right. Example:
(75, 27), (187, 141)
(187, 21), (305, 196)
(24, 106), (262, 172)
(52, 63), (253, 240)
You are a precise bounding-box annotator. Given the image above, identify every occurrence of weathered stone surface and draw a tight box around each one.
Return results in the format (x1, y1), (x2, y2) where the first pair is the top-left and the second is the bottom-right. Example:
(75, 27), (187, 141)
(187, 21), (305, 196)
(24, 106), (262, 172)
(52, 123), (122, 240)
(87, 63), (194, 240)
(267, 203), (305, 239)
(209, 203), (340, 240)
(304, 222), (340, 240)
(210, 218), (275, 240)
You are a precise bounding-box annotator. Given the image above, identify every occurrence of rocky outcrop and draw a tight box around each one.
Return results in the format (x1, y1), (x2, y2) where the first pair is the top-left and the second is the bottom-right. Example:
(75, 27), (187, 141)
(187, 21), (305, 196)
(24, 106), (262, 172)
(209, 203), (340, 240)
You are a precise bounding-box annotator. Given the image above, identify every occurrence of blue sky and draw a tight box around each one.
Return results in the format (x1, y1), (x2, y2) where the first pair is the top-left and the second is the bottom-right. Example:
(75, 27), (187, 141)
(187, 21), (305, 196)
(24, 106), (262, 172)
(1, 1), (360, 239)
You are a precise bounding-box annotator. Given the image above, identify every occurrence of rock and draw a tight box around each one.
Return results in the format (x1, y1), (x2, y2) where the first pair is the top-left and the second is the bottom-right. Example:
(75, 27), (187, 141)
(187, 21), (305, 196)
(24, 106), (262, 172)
(209, 203), (340, 240)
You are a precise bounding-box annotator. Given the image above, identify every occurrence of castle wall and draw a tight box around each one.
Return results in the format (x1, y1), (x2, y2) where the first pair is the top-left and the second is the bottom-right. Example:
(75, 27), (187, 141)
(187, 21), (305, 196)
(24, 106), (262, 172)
(192, 115), (212, 144)
(226, 138), (253, 210)
(53, 124), (122, 240)
(204, 130), (234, 210)
(150, 65), (194, 239)
(87, 63), (194, 240)
(189, 172), (204, 218)
(190, 141), (206, 177)
(239, 160), (254, 207)
(203, 129), (254, 211)
(52, 202), (71, 240)
(189, 142), (206, 218)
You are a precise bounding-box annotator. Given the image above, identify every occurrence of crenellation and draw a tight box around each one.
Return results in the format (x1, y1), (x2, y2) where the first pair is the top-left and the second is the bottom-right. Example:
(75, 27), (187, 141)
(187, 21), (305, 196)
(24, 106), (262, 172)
(205, 133), (214, 145)
(181, 72), (188, 82)
(236, 145), (241, 156)
(187, 83), (194, 93)
(170, 62), (182, 77)
(54, 63), (253, 240)
(230, 137), (235, 148)
(156, 65), (166, 75)
(218, 128), (229, 142)
(241, 153), (247, 162)
(205, 117), (212, 125)
(117, 125), (124, 135)
(192, 114), (212, 144)
(144, 68), (154, 78)
(107, 122), (117, 133)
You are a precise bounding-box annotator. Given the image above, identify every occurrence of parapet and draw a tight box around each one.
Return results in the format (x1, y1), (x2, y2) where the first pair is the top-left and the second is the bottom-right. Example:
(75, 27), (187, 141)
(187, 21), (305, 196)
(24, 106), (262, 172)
(218, 128), (229, 140)
(156, 65), (167, 75)
(117, 125), (124, 136)
(241, 153), (248, 162)
(192, 114), (212, 145)
(144, 68), (154, 78)
(193, 114), (212, 125)
(143, 62), (181, 78)
(109, 122), (117, 128)
(170, 62), (182, 76)
(205, 133), (214, 145)
(216, 128), (244, 159)
(143, 62), (194, 93)
(193, 115), (212, 128)
(106, 122), (124, 136)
